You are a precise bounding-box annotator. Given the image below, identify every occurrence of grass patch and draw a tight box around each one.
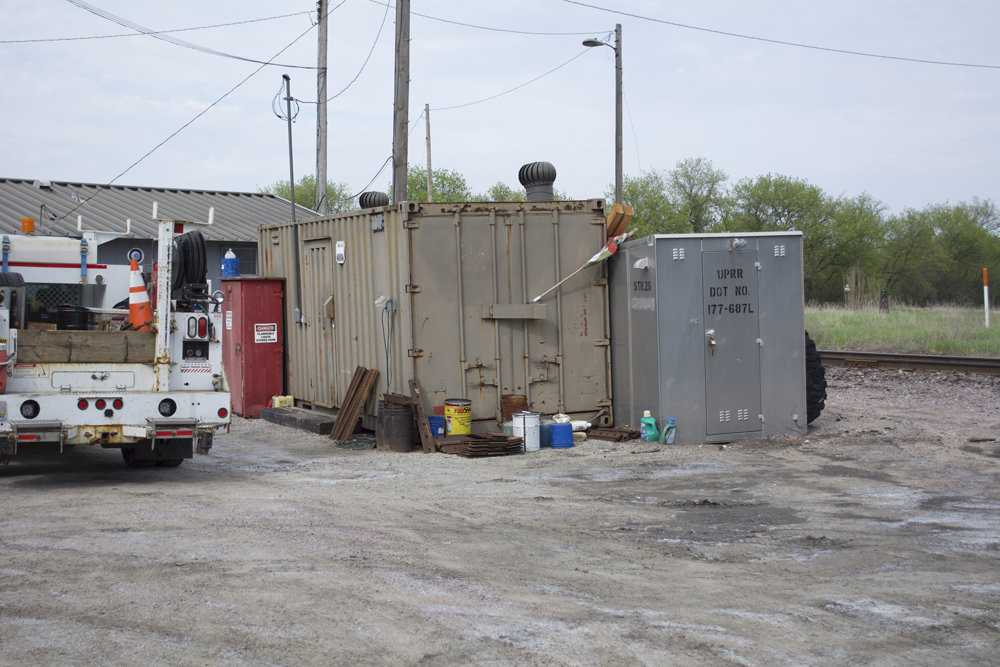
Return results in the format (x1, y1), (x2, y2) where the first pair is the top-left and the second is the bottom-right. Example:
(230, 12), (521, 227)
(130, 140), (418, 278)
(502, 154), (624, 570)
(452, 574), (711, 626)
(805, 305), (1000, 357)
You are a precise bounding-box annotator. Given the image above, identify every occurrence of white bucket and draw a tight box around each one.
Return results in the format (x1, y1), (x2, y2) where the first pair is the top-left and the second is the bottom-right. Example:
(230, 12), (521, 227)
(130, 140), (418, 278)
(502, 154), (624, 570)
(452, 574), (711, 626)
(512, 412), (541, 452)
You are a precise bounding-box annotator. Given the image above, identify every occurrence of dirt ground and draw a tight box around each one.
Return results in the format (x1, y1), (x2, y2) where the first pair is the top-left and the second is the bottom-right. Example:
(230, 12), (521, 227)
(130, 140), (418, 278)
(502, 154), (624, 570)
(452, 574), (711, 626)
(2, 368), (999, 666)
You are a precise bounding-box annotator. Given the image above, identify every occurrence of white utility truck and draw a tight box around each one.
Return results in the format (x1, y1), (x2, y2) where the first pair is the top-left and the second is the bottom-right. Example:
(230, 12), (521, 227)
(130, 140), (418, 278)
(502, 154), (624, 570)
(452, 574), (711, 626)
(0, 207), (230, 467)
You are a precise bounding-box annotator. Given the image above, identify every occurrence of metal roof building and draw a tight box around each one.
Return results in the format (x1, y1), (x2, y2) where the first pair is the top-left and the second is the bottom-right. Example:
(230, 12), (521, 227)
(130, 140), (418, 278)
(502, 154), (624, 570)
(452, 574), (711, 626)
(0, 178), (315, 241)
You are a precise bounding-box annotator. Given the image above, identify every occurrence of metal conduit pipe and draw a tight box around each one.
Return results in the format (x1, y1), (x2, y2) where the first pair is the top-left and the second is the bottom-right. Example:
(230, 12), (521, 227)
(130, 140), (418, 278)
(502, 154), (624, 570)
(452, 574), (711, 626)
(489, 210), (502, 421)
(519, 210), (531, 411)
(453, 211), (468, 400)
(553, 208), (566, 413)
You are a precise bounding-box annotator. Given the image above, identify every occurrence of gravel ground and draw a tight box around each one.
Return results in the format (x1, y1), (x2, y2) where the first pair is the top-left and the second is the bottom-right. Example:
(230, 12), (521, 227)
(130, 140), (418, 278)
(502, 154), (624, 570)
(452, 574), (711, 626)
(1, 367), (999, 666)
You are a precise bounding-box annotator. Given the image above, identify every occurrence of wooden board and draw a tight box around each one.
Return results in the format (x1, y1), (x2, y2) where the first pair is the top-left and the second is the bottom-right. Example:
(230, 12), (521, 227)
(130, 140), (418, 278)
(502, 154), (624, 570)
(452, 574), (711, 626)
(16, 330), (156, 363)
(408, 378), (436, 453)
(331, 366), (379, 442)
(605, 202), (624, 237)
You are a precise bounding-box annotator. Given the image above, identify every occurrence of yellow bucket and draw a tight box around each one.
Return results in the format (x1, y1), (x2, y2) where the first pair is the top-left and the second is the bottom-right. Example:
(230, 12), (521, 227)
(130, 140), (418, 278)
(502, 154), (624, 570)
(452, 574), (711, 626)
(444, 399), (472, 435)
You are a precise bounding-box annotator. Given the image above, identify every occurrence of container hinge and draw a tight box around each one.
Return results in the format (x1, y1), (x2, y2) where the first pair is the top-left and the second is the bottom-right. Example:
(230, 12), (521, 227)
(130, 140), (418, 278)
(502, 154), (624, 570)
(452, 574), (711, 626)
(596, 399), (613, 407)
(594, 338), (610, 347)
(405, 284), (421, 293)
(474, 379), (498, 388)
(408, 349), (424, 358)
(403, 220), (419, 229)
(757, 338), (763, 347)
(592, 277), (608, 286)
(755, 262), (762, 271)
(758, 414), (765, 422)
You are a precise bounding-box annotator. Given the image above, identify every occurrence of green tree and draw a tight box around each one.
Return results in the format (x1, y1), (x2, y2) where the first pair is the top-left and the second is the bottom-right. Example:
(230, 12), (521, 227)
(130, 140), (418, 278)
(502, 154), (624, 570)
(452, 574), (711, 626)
(605, 170), (686, 237)
(668, 157), (728, 233)
(403, 166), (473, 202)
(258, 175), (358, 214)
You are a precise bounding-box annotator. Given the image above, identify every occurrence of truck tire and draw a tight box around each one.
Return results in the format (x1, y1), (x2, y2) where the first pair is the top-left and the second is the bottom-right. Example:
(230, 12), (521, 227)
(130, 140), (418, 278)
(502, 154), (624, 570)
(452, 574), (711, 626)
(121, 447), (155, 468)
(805, 331), (827, 424)
(0, 271), (25, 287)
(155, 458), (184, 468)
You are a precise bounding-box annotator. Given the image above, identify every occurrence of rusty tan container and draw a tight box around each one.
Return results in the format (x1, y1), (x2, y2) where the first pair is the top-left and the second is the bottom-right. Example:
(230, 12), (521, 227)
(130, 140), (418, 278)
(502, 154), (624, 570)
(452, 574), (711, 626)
(259, 200), (613, 429)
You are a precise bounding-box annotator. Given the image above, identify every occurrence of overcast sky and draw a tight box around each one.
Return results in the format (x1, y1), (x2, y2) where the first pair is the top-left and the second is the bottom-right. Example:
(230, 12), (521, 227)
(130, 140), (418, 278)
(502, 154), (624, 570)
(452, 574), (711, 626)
(3, 0), (998, 217)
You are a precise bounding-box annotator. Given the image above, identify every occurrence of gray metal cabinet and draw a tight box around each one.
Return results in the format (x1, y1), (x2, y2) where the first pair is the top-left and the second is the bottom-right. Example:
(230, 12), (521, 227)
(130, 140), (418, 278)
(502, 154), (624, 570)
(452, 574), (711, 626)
(611, 233), (807, 444)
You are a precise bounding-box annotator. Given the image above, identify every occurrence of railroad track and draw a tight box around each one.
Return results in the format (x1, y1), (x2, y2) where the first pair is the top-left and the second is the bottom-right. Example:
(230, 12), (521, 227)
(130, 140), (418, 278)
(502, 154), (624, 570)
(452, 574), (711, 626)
(820, 350), (1000, 376)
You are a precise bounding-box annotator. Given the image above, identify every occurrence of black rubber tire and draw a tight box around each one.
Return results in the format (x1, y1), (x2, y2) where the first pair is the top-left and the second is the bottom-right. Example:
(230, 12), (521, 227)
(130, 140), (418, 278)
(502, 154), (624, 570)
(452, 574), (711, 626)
(155, 458), (184, 468)
(805, 330), (827, 424)
(121, 447), (155, 468)
(0, 271), (25, 287)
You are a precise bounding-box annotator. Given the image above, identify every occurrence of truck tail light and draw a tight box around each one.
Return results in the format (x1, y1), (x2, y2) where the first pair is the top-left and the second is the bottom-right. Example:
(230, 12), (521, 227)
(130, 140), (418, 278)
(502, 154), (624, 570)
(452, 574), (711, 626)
(113, 398), (124, 410)
(218, 408), (228, 418)
(78, 399), (89, 410)
(198, 317), (207, 338)
(95, 399), (106, 410)
(187, 317), (197, 338)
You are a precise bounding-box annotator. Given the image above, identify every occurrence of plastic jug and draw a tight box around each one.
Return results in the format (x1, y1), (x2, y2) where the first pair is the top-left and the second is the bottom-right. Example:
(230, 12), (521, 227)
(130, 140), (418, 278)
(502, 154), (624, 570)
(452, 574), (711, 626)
(639, 410), (659, 442)
(659, 418), (676, 444)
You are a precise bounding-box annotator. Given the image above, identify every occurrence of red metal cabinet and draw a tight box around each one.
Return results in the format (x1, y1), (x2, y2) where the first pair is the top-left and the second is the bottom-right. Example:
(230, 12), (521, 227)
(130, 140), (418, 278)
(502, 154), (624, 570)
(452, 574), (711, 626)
(221, 277), (285, 418)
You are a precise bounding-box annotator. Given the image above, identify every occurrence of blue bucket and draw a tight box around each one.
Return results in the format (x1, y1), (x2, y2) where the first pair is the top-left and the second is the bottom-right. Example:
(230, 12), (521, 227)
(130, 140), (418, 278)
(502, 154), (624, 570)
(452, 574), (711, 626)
(427, 415), (446, 437)
(550, 422), (574, 448)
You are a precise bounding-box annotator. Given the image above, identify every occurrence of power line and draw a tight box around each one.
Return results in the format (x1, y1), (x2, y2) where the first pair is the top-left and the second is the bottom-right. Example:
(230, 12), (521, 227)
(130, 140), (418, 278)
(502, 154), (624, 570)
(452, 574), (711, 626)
(434, 48), (591, 111)
(53, 9), (326, 221)
(296, 0), (391, 104)
(0, 11), (312, 44)
(368, 0), (601, 36)
(562, 0), (1000, 69)
(64, 0), (319, 70)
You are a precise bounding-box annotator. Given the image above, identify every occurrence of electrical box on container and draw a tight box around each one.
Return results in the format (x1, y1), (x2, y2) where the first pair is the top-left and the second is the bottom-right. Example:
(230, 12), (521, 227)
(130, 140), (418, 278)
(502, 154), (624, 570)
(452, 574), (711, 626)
(221, 277), (285, 418)
(609, 233), (807, 445)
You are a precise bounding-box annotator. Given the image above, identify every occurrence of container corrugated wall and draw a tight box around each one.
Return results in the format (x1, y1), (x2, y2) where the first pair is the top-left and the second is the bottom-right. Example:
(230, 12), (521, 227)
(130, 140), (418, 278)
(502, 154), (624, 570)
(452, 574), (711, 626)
(260, 199), (613, 428)
(260, 206), (412, 412)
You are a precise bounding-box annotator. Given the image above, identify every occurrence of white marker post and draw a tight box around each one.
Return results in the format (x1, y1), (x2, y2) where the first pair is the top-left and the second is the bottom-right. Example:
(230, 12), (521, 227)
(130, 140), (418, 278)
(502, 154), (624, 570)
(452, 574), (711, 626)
(985, 268), (990, 329)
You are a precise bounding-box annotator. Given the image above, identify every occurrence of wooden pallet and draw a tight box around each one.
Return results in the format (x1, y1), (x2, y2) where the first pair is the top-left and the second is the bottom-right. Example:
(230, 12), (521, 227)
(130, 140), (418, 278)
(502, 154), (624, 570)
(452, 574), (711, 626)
(408, 379), (436, 453)
(330, 366), (379, 442)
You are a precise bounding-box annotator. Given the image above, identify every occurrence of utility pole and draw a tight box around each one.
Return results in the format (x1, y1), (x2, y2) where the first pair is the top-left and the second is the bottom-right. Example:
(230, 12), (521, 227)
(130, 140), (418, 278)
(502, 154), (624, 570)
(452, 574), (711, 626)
(392, 0), (410, 204)
(614, 23), (623, 206)
(425, 103), (433, 202)
(316, 0), (328, 214)
(283, 75), (303, 324)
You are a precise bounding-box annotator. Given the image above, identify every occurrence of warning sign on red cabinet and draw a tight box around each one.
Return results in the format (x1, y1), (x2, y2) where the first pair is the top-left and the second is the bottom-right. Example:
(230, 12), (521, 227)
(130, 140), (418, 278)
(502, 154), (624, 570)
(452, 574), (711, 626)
(254, 323), (278, 343)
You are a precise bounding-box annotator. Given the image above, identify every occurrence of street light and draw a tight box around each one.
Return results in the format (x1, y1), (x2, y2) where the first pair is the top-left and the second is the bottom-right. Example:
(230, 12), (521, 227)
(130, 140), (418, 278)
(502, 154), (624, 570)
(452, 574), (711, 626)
(583, 24), (622, 206)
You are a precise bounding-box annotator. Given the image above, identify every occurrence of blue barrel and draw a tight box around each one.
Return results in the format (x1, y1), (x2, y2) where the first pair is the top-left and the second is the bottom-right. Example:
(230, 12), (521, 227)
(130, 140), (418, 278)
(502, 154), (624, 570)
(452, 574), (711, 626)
(428, 415), (445, 437)
(550, 422), (574, 448)
(221, 255), (239, 277)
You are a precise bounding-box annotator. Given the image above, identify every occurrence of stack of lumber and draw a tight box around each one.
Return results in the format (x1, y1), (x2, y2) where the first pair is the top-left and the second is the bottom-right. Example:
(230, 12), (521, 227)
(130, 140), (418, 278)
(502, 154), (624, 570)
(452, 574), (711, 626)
(606, 203), (634, 238)
(437, 433), (524, 458)
(588, 427), (641, 442)
(330, 366), (379, 442)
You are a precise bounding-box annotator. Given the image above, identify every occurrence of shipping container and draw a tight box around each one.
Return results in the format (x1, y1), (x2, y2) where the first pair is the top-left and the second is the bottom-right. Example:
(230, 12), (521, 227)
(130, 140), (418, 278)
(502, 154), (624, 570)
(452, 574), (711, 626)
(609, 232), (807, 444)
(259, 200), (613, 429)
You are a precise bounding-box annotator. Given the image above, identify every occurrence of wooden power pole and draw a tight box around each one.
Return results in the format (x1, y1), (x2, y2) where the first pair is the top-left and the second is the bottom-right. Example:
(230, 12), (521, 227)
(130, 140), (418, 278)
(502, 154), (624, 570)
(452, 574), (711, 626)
(392, 0), (410, 204)
(316, 0), (329, 214)
(425, 103), (433, 202)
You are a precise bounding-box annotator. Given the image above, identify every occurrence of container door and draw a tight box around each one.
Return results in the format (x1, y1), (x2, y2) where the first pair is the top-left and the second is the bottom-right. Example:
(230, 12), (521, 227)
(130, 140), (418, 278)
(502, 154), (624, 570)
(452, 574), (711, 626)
(702, 250), (762, 436)
(301, 238), (336, 406)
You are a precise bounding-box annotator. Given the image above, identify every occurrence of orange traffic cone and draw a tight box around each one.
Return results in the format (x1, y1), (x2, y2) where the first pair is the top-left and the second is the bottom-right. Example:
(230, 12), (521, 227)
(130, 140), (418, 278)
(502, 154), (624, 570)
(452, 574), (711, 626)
(128, 258), (153, 331)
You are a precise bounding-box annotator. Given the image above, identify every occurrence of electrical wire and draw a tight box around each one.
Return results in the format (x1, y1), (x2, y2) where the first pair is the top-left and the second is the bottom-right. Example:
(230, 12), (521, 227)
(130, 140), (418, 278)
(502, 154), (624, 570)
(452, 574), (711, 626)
(52, 9), (328, 222)
(1, 11), (312, 44)
(272, 80), (300, 121)
(295, 0), (391, 104)
(368, 0), (602, 36)
(562, 0), (1000, 69)
(433, 48), (591, 111)
(623, 88), (641, 175)
(63, 0), (321, 70)
(327, 156), (395, 204)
